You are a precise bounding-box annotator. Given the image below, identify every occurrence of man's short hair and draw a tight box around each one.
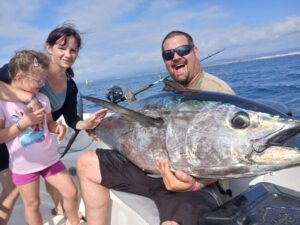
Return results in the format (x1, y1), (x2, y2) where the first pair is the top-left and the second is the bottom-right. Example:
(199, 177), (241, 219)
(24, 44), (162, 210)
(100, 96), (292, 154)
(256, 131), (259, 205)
(161, 31), (194, 51)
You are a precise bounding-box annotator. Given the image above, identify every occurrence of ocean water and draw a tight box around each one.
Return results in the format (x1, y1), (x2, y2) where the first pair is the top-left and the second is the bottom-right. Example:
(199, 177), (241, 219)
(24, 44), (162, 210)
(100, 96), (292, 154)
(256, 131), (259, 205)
(77, 54), (300, 119)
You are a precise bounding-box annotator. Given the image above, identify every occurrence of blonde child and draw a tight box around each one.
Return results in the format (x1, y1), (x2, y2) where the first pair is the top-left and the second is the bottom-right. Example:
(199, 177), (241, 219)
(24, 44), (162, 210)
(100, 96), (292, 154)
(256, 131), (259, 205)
(0, 50), (80, 225)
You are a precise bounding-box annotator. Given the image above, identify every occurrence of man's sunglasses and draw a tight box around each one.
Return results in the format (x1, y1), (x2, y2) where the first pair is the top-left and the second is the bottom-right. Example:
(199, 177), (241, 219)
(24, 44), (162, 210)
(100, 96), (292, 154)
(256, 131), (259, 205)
(162, 45), (194, 61)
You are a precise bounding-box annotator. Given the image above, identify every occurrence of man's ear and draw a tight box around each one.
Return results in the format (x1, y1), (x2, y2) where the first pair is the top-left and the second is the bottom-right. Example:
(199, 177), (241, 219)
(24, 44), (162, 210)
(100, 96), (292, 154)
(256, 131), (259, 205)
(193, 46), (199, 60)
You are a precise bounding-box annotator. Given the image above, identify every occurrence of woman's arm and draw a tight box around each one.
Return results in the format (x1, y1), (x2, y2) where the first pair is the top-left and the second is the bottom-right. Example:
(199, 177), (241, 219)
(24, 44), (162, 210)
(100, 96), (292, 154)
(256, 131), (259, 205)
(0, 82), (43, 113)
(0, 81), (43, 112)
(0, 81), (30, 102)
(0, 64), (43, 110)
(0, 64), (30, 101)
(54, 79), (107, 130)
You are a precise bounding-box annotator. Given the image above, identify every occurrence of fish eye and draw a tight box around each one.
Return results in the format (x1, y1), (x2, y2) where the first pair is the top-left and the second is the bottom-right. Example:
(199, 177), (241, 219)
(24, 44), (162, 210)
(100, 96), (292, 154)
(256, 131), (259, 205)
(231, 111), (250, 129)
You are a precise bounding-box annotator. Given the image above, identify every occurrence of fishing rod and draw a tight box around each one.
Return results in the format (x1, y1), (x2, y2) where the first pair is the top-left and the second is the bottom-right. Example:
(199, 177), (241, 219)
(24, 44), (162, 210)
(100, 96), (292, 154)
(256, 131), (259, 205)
(123, 76), (167, 103)
(199, 48), (225, 63)
(106, 48), (226, 103)
(60, 92), (84, 159)
(60, 48), (226, 158)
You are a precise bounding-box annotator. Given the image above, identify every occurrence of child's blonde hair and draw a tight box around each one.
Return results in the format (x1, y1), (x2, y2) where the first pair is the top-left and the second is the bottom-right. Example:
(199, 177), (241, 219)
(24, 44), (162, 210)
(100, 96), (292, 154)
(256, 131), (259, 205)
(8, 50), (50, 80)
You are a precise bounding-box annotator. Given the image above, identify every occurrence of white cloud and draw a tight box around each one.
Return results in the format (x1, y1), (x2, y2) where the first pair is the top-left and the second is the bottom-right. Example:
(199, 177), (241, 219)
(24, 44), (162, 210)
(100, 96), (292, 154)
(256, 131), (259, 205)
(0, 0), (299, 81)
(272, 16), (300, 34)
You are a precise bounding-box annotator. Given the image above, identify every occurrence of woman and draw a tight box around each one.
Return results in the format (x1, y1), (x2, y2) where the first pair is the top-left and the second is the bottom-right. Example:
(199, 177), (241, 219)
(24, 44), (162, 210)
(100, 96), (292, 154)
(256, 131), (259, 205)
(0, 24), (107, 223)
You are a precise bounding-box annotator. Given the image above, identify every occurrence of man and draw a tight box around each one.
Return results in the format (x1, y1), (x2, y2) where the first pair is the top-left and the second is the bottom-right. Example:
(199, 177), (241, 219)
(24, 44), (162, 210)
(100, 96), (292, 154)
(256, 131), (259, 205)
(76, 31), (235, 225)
(157, 31), (234, 193)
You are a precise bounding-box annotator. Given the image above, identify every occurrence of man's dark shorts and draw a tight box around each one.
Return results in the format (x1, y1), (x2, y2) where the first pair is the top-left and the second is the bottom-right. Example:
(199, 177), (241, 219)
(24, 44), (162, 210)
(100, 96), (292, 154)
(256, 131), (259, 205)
(96, 149), (228, 225)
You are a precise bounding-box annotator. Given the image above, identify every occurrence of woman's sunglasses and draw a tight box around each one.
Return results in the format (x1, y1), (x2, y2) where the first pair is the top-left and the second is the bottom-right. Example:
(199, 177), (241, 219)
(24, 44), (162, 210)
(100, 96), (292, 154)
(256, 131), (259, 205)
(162, 45), (194, 61)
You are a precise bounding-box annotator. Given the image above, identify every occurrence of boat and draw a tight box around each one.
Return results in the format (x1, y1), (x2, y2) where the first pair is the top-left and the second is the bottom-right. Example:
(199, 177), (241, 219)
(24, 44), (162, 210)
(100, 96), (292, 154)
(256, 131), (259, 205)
(85, 79), (92, 85)
(8, 106), (300, 225)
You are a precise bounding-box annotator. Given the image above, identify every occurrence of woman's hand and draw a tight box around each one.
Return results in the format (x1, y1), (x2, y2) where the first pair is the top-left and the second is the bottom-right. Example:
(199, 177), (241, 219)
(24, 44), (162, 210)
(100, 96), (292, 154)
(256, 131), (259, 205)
(86, 108), (108, 129)
(76, 108), (108, 130)
(156, 159), (195, 192)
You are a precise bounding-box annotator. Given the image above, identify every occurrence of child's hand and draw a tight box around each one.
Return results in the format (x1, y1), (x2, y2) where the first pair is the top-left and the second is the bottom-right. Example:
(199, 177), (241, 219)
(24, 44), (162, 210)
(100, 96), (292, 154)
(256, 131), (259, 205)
(27, 98), (43, 112)
(55, 120), (66, 143)
(19, 107), (45, 130)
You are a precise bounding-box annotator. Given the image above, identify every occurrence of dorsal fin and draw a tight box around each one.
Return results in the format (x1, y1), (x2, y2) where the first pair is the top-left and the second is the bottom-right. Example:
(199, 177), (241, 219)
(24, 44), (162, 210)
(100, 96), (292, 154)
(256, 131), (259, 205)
(82, 96), (164, 127)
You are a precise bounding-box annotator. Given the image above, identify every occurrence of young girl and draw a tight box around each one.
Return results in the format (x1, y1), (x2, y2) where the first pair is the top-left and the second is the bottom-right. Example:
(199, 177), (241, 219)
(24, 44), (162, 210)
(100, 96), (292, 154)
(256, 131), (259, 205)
(0, 50), (80, 225)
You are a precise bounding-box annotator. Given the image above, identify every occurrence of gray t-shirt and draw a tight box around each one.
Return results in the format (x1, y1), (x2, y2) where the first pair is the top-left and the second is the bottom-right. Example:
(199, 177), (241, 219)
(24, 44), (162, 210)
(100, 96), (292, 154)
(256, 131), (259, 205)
(40, 81), (67, 112)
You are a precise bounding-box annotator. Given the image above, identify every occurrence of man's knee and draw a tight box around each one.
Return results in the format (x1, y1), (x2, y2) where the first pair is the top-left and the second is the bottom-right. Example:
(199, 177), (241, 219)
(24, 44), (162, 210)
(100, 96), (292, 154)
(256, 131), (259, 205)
(76, 150), (103, 184)
(76, 150), (97, 175)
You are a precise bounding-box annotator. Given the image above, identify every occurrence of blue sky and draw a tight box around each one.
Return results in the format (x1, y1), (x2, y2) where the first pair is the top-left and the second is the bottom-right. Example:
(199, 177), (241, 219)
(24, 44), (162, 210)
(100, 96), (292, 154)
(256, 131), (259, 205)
(0, 0), (300, 82)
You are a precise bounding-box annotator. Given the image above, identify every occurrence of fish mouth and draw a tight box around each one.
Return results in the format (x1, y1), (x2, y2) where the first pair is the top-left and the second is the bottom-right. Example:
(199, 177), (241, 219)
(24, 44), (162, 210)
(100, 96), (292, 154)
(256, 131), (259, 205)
(253, 123), (300, 153)
(267, 126), (300, 148)
(248, 123), (300, 167)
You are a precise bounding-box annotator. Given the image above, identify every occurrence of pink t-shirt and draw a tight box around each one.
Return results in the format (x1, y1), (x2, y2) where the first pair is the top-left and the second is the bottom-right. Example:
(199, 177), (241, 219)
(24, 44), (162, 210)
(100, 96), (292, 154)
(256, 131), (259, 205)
(0, 93), (59, 174)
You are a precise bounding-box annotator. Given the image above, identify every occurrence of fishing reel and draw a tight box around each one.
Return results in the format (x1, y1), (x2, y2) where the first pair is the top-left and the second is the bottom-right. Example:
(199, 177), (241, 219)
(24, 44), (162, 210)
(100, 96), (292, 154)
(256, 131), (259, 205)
(106, 85), (136, 104)
(106, 86), (125, 104)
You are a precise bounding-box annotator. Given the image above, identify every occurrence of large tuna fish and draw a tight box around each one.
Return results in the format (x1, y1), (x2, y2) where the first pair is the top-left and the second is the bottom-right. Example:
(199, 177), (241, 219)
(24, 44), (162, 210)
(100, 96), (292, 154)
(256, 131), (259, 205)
(83, 90), (300, 179)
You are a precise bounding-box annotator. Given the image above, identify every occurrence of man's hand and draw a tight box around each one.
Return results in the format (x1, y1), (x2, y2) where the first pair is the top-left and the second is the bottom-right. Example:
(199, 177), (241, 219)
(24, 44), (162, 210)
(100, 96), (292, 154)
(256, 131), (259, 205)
(157, 159), (218, 192)
(156, 159), (195, 192)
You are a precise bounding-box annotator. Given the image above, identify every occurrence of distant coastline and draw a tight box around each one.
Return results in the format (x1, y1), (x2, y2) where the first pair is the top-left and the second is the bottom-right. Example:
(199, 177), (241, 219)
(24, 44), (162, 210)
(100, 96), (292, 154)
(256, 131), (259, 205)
(77, 50), (300, 83)
(207, 51), (300, 67)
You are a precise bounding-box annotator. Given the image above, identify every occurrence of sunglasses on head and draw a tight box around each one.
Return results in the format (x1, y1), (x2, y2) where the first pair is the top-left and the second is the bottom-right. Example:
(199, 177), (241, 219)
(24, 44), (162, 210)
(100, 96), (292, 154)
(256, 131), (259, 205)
(162, 45), (194, 61)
